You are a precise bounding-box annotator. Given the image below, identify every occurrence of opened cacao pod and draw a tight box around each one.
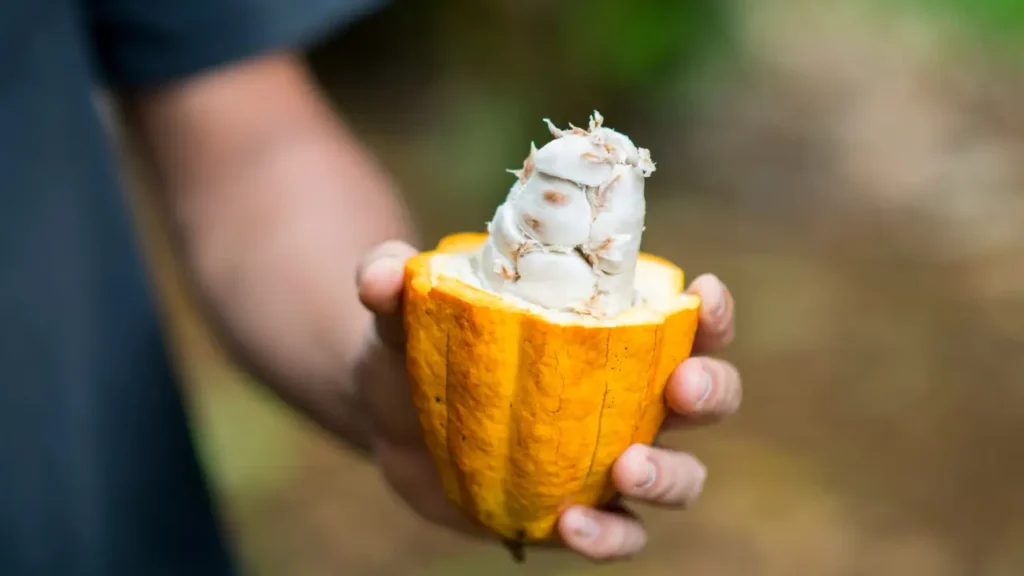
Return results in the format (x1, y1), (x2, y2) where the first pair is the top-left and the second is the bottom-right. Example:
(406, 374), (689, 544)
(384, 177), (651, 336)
(401, 232), (700, 547)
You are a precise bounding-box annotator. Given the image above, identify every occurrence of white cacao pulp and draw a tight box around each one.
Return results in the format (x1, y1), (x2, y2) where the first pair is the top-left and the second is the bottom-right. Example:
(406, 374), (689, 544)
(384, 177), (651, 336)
(473, 111), (656, 317)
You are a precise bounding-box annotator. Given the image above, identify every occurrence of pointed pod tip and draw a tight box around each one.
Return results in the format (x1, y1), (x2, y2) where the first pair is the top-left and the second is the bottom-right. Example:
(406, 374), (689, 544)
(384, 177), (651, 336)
(502, 538), (526, 563)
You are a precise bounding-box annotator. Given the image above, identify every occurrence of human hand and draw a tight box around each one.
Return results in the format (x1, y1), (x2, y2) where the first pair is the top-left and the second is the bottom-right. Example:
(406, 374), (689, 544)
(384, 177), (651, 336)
(354, 240), (741, 562)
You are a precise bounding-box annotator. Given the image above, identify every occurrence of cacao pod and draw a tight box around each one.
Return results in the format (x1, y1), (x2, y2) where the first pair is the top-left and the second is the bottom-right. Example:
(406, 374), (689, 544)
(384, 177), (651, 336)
(402, 232), (701, 552)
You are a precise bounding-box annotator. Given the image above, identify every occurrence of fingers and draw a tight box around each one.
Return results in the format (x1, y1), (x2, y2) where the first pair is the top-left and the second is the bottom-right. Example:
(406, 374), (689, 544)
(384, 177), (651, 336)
(685, 273), (735, 354)
(662, 274), (740, 428)
(558, 505), (648, 561)
(612, 443), (707, 508)
(663, 356), (742, 427)
(356, 240), (419, 349)
(556, 443), (709, 560)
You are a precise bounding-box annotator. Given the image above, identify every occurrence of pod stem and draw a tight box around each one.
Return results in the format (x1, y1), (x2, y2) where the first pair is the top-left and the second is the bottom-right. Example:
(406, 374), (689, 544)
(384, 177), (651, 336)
(502, 538), (527, 563)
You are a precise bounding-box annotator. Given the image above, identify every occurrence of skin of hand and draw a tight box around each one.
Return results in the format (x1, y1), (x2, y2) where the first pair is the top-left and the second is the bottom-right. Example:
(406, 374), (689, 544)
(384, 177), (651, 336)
(117, 48), (739, 564)
(355, 240), (741, 562)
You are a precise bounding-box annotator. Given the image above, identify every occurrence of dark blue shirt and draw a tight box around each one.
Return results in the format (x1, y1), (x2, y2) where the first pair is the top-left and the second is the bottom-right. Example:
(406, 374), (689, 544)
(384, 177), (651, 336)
(0, 0), (383, 574)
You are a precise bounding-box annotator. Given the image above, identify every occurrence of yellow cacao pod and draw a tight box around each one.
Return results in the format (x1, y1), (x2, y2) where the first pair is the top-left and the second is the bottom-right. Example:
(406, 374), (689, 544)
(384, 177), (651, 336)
(402, 232), (700, 548)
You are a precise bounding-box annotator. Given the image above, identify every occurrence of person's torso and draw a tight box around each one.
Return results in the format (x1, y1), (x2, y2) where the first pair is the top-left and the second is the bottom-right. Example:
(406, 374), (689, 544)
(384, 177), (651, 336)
(0, 1), (232, 574)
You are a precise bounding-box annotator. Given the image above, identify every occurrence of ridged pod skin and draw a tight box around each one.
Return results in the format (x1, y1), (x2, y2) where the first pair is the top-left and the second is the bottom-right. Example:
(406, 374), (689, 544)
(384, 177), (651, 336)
(402, 232), (701, 546)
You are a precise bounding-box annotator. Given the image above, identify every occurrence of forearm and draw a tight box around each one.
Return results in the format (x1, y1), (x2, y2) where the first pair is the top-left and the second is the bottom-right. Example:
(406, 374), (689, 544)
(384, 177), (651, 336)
(123, 55), (416, 453)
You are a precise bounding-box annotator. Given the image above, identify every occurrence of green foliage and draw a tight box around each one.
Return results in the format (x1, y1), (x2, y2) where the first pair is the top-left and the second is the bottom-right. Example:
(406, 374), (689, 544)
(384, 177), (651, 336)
(942, 0), (1024, 35)
(560, 0), (726, 89)
(404, 0), (734, 234)
(895, 0), (1024, 42)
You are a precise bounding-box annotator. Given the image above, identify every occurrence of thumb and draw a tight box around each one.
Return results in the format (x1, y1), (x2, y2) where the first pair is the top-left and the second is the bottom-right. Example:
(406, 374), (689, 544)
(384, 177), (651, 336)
(356, 240), (419, 348)
(357, 240), (418, 314)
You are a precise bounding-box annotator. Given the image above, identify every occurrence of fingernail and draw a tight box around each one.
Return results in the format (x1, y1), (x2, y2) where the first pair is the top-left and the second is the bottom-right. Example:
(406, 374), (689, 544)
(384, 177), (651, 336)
(564, 510), (599, 540)
(378, 258), (405, 274)
(636, 461), (656, 490)
(683, 367), (713, 410)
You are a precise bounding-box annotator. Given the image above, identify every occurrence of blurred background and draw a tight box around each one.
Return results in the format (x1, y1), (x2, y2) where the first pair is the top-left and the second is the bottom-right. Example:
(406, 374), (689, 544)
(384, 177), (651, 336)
(120, 0), (1024, 574)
